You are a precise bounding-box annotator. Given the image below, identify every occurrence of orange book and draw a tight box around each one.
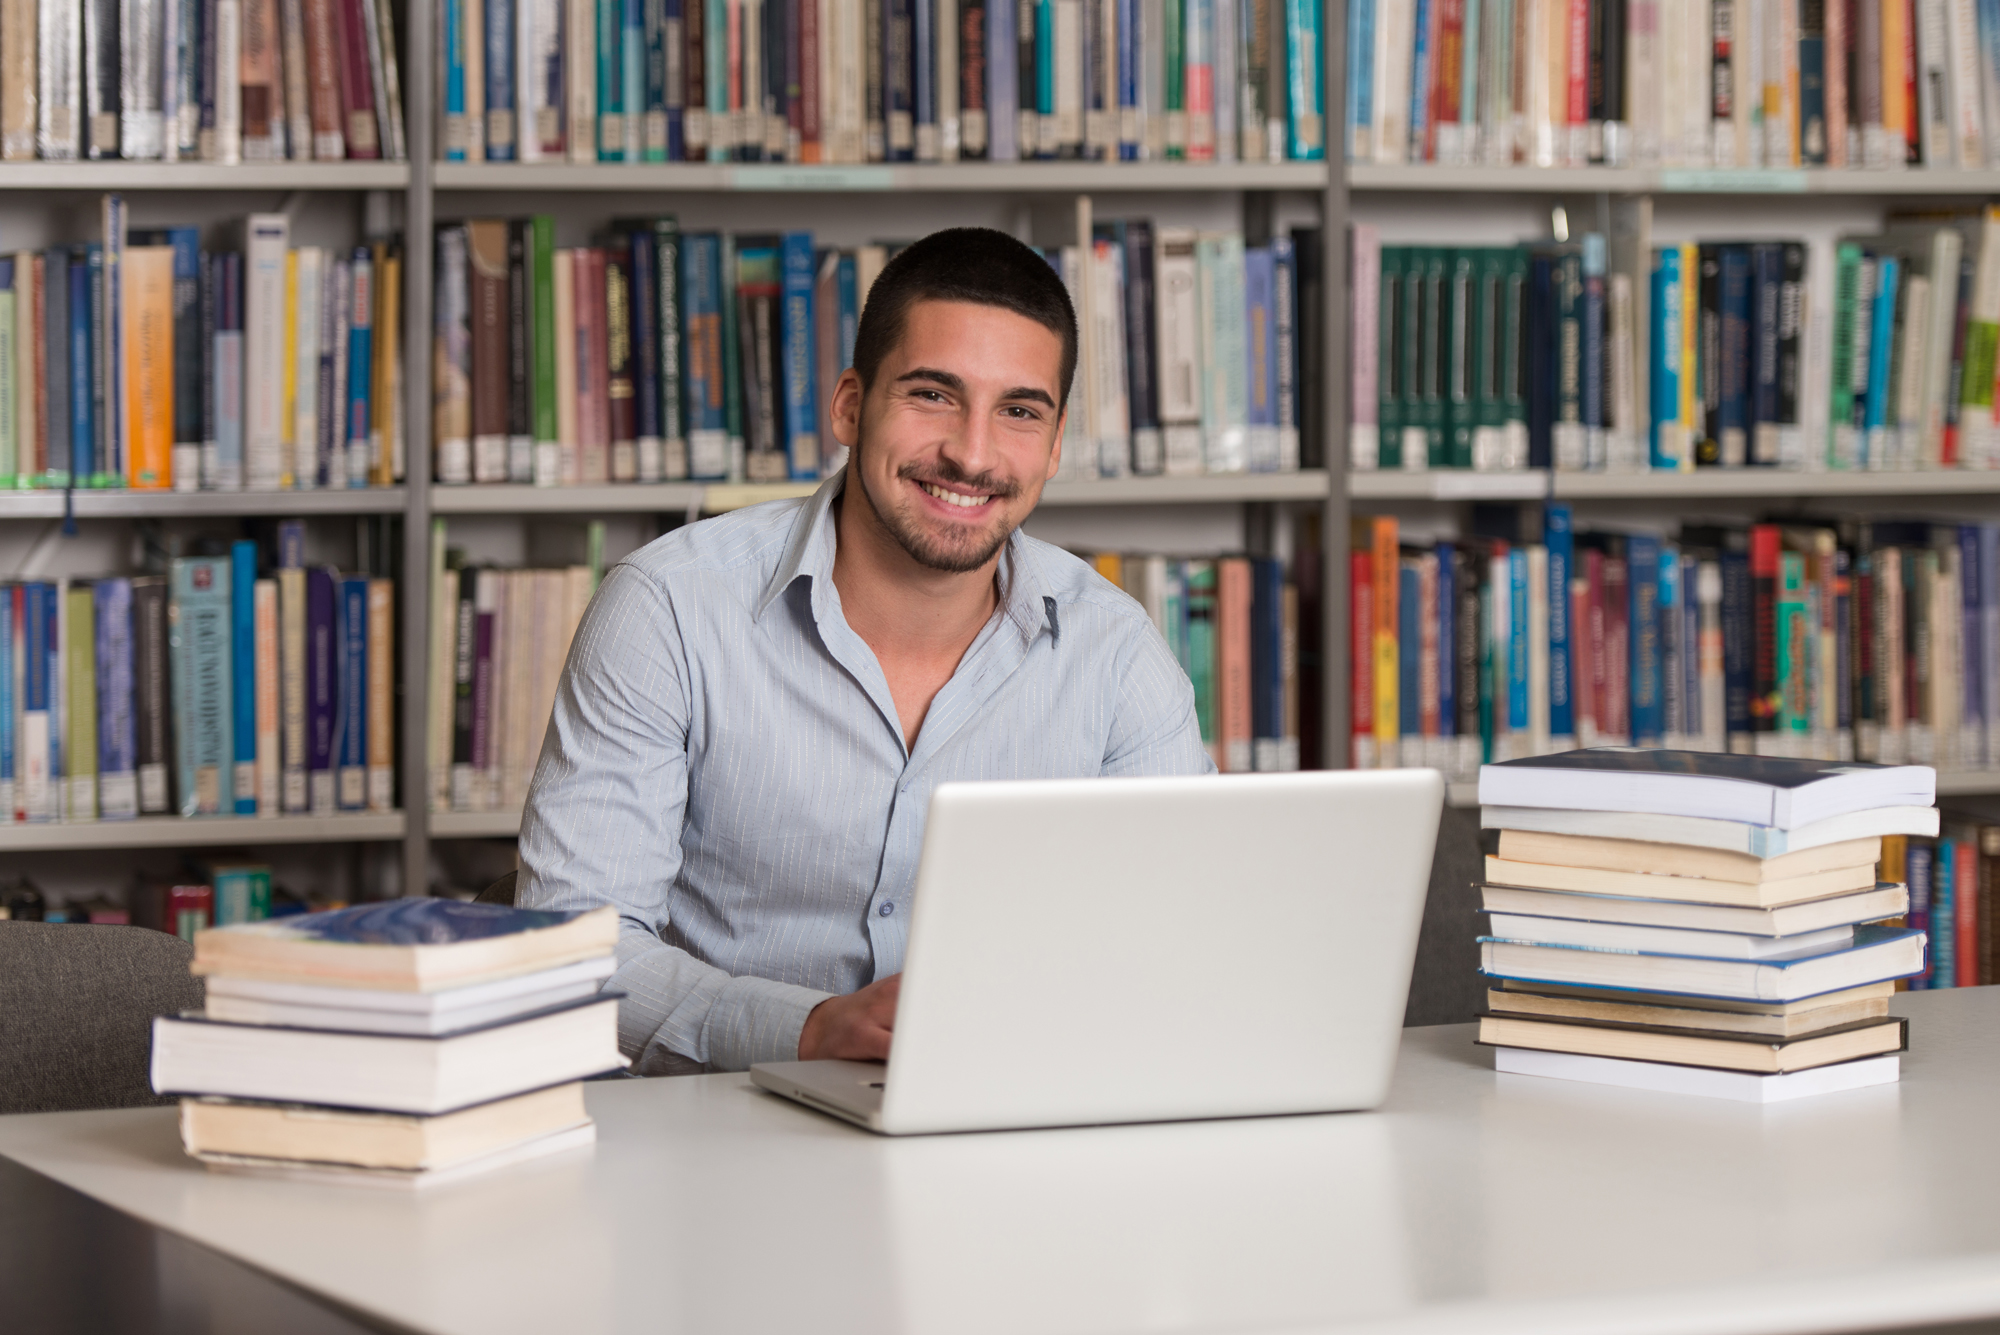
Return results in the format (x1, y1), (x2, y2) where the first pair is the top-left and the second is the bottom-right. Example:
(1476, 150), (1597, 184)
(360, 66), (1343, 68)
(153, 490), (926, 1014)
(1217, 556), (1254, 773)
(1882, 0), (1911, 162)
(1350, 547), (1374, 768)
(124, 246), (176, 489)
(1353, 515), (1400, 760)
(1092, 552), (1123, 587)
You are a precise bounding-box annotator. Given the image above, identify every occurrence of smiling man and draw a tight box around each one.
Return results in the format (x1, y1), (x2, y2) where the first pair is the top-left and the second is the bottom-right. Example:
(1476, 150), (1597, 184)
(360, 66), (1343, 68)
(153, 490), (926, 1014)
(517, 227), (1212, 1075)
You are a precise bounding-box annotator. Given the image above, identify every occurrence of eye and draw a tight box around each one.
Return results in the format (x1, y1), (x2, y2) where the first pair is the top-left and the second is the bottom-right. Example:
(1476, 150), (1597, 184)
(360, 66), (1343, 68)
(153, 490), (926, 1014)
(1001, 404), (1040, 420)
(911, 388), (949, 403)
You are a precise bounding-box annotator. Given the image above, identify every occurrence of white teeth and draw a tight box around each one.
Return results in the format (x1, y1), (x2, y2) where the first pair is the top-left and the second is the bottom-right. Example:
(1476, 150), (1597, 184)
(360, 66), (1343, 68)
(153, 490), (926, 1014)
(921, 482), (992, 509)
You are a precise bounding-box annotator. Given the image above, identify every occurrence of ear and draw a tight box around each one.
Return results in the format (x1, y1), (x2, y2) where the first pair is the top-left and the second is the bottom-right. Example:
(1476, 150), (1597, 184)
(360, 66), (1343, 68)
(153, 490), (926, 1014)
(1045, 409), (1065, 480)
(830, 368), (864, 449)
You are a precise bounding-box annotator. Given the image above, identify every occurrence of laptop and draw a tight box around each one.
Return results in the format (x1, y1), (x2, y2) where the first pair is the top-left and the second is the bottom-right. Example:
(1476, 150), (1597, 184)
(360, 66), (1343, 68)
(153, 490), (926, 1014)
(750, 769), (1444, 1135)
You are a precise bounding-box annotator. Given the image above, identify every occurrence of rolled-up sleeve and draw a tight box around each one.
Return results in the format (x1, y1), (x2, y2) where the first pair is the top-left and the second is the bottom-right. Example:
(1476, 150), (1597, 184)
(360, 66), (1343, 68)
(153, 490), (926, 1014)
(517, 563), (830, 1071)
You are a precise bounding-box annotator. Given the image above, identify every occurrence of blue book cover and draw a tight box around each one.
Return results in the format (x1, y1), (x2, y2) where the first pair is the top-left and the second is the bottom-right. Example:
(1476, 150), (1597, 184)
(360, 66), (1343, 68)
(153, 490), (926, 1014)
(1719, 546), (1753, 736)
(988, 0), (1018, 161)
(1508, 547), (1529, 734)
(1983, 523), (2000, 759)
(622, 0), (644, 159)
(1628, 534), (1662, 744)
(337, 576), (368, 811)
(913, 0), (937, 158)
(345, 250), (374, 488)
(230, 540), (259, 814)
(307, 566), (338, 813)
(214, 251), (245, 492)
(443, 0), (468, 159)
(22, 583), (53, 821)
(656, 0), (682, 159)
(1407, 0), (1432, 160)
(837, 252), (859, 369)
(485, 0), (517, 161)
(1435, 542), (1456, 741)
(1749, 243), (1782, 464)
(42, 250), (69, 485)
(211, 896), (602, 947)
(1115, 0), (1139, 160)
(681, 233), (728, 479)
(1935, 839), (1958, 989)
(1478, 924), (1927, 1002)
(69, 249), (94, 486)
(169, 557), (233, 818)
(1658, 543), (1682, 739)
(596, 0), (623, 161)
(1864, 255), (1899, 465)
(1717, 245), (1753, 467)
(88, 242), (112, 486)
(779, 232), (819, 480)
(94, 579), (137, 820)
(1650, 246), (1683, 468)
(1243, 245), (1278, 472)
(1544, 504), (1574, 739)
(628, 227), (663, 471)
(1906, 840), (1933, 989)
(1287, 0), (1325, 160)
(1346, 0), (1373, 160)
(1398, 561), (1420, 741)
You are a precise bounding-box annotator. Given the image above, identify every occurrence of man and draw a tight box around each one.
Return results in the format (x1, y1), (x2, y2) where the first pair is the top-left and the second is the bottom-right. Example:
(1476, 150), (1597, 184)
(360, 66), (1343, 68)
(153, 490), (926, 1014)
(519, 227), (1211, 1075)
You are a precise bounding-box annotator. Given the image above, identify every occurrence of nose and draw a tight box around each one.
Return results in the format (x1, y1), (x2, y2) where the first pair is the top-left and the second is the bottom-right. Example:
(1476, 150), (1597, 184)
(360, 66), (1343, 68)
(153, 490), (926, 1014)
(937, 395), (1003, 479)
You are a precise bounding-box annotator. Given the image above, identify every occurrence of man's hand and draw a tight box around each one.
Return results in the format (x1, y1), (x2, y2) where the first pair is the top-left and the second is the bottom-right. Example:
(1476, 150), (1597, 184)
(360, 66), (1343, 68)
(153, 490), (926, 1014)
(798, 974), (901, 1061)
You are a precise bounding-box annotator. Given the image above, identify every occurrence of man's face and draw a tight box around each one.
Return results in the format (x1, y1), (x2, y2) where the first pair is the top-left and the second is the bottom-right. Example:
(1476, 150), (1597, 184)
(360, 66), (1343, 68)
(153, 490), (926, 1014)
(831, 299), (1066, 573)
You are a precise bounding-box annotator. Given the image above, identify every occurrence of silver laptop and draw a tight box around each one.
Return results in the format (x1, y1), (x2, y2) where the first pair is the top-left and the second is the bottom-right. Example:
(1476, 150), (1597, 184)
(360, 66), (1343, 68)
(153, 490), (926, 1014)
(750, 769), (1444, 1135)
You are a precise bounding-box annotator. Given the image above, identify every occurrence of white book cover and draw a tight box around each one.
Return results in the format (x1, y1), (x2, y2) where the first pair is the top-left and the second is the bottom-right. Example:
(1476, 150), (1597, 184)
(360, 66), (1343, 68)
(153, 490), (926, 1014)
(566, 0), (594, 162)
(121, 0), (166, 157)
(1055, 246), (1092, 482)
(1493, 1046), (1900, 1103)
(1626, 0), (1659, 165)
(214, 0), (242, 162)
(244, 214), (289, 491)
(1373, 0), (1413, 163)
(1915, 0), (1951, 164)
(1199, 232), (1248, 473)
(292, 247), (323, 488)
(1091, 239), (1130, 478)
(1154, 228), (1203, 474)
(39, 0), (80, 158)
(1350, 225), (1380, 469)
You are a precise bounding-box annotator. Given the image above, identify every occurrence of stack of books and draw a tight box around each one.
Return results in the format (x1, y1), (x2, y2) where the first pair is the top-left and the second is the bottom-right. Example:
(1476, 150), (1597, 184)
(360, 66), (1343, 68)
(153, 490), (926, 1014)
(151, 898), (625, 1187)
(1475, 750), (1939, 1103)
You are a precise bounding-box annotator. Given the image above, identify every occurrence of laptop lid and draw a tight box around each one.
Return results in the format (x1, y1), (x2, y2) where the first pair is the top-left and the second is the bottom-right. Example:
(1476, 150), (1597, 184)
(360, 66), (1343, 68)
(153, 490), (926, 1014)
(873, 769), (1443, 1134)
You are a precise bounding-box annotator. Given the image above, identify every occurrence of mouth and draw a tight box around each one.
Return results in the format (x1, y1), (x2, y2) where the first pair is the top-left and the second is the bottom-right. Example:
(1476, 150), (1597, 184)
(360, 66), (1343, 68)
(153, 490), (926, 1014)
(913, 479), (1000, 512)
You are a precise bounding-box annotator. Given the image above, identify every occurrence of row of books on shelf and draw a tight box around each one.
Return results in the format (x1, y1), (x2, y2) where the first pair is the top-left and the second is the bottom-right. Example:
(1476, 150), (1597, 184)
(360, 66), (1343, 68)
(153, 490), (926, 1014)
(1349, 210), (2000, 476)
(0, 864), (344, 936)
(1350, 0), (2000, 171)
(0, 0), (405, 161)
(0, 202), (404, 493)
(434, 214), (1319, 489)
(0, 520), (398, 825)
(439, 0), (1326, 165)
(1350, 507), (2000, 779)
(1080, 550), (1302, 773)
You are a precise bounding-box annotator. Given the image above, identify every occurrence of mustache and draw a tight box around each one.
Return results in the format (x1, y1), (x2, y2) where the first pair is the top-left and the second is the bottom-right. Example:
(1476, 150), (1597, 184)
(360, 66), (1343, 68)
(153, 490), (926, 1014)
(897, 460), (1022, 500)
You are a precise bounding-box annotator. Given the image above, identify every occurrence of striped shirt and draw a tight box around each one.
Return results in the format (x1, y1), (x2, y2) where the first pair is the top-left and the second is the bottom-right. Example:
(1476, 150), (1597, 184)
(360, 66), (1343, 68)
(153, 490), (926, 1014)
(517, 471), (1212, 1073)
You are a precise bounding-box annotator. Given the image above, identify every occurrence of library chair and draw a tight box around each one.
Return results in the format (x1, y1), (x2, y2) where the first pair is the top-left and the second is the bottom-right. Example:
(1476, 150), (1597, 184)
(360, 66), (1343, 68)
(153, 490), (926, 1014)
(477, 870), (519, 907)
(0, 922), (203, 1115)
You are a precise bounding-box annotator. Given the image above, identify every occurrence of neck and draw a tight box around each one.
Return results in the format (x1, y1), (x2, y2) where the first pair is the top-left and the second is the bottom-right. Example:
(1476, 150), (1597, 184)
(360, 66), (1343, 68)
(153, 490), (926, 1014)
(830, 477), (1003, 657)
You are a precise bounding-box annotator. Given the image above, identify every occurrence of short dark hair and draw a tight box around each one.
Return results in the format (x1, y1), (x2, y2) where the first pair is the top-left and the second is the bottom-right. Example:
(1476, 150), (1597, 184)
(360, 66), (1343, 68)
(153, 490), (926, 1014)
(851, 227), (1077, 404)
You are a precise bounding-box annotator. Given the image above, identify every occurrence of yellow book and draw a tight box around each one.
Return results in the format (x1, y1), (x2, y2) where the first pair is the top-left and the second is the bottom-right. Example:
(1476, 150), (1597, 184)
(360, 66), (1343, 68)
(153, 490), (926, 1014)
(1882, 0), (1909, 160)
(281, 250), (298, 489)
(124, 246), (175, 490)
(372, 243), (400, 485)
(1091, 552), (1122, 586)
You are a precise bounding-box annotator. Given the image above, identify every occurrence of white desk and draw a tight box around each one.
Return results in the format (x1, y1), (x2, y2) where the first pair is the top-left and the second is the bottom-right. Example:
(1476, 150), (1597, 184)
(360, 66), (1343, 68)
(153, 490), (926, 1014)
(4, 989), (2000, 1335)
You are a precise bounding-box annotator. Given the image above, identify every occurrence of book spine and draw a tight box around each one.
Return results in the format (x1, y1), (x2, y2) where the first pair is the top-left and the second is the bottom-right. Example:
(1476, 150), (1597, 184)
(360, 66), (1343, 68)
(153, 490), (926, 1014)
(290, 247), (320, 485)
(334, 0), (379, 155)
(68, 250), (92, 487)
(486, 0), (516, 156)
(531, 216), (559, 480)
(343, 249), (372, 487)
(366, 576), (392, 810)
(222, 539), (256, 812)
(211, 250), (243, 490)
(467, 219), (508, 483)
(374, 242), (401, 482)
(325, 255), (350, 487)
(243, 214), (286, 489)
(575, 247), (612, 482)
(281, 0), (312, 157)
(506, 221), (534, 481)
(449, 566), (475, 808)
(278, 551), (306, 811)
(434, 226), (472, 484)
(214, 0), (243, 161)
(552, 249), (577, 480)
(445, 0), (469, 157)
(169, 556), (232, 817)
(87, 580), (132, 819)
(628, 226), (663, 481)
(603, 236), (638, 480)
(778, 230), (820, 479)
(238, 0), (277, 156)
(254, 576), (278, 811)
(305, 564), (335, 811)
(470, 567), (497, 806)
(303, 0), (343, 156)
(593, 0), (619, 158)
(335, 575), (366, 809)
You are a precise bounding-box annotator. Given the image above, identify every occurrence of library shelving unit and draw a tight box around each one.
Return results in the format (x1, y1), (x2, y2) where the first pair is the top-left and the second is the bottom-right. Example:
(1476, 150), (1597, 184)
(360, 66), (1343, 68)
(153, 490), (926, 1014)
(1338, 31), (2000, 809)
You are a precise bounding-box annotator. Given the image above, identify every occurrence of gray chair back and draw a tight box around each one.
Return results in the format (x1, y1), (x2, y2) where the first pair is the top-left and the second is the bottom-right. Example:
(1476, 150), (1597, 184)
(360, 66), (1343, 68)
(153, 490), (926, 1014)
(0, 922), (204, 1114)
(478, 870), (519, 906)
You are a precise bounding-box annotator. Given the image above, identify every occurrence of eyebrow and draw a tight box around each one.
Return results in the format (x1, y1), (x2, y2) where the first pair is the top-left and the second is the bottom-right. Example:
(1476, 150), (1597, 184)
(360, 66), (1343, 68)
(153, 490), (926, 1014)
(894, 367), (1058, 410)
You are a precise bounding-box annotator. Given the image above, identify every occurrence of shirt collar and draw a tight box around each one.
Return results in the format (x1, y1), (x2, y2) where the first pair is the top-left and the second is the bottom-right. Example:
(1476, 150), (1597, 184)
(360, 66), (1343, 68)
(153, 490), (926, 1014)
(756, 467), (1060, 647)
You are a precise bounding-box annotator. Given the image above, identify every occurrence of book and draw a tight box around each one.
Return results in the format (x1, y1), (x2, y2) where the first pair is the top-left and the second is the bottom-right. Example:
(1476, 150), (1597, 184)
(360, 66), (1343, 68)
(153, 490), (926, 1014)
(203, 955), (618, 1033)
(1476, 749), (1937, 828)
(1485, 912), (1857, 961)
(178, 1082), (591, 1170)
(1479, 923), (1927, 1000)
(1479, 803), (1942, 855)
(190, 1120), (597, 1188)
(189, 897), (620, 989)
(1492, 1045), (1901, 1102)
(1485, 853), (1878, 907)
(1480, 881), (1910, 937)
(1493, 829), (1881, 879)
(1487, 984), (1894, 1038)
(1481, 1013), (1907, 1075)
(230, 539), (259, 813)
(150, 998), (624, 1113)
(168, 555), (233, 817)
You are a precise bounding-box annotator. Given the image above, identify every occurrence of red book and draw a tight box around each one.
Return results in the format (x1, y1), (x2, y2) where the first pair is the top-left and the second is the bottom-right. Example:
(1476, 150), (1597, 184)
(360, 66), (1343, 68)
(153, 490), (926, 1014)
(1749, 523), (1781, 733)
(135, 881), (214, 942)
(1427, 0), (1464, 159)
(1602, 553), (1629, 741)
(797, 0), (821, 161)
(302, 0), (347, 157)
(1957, 837), (1979, 987)
(572, 248), (611, 483)
(1350, 549), (1374, 767)
(1566, 0), (1590, 138)
(1585, 549), (1607, 743)
(1218, 557), (1254, 773)
(334, 0), (380, 159)
(1569, 566), (1594, 743)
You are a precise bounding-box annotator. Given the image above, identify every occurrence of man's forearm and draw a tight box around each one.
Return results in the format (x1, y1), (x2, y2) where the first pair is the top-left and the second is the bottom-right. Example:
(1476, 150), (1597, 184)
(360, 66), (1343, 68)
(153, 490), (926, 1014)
(609, 931), (834, 1071)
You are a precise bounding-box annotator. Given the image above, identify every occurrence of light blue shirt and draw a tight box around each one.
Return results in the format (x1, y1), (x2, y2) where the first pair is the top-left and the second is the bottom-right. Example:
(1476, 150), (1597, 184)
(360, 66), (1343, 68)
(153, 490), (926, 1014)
(518, 471), (1213, 1073)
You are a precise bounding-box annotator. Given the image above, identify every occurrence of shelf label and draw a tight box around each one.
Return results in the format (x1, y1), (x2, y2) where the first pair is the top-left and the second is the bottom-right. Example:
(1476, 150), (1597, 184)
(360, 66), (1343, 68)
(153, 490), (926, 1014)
(731, 166), (895, 191)
(1657, 169), (1807, 193)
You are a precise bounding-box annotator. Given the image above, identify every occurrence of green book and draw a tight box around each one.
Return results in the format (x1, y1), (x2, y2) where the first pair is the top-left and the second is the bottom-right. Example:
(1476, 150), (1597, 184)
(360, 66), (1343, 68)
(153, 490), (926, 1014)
(1467, 247), (1508, 471)
(67, 582), (98, 821)
(720, 232), (743, 478)
(652, 218), (685, 480)
(1445, 249), (1476, 470)
(1377, 246), (1404, 470)
(1775, 551), (1807, 736)
(1184, 559), (1217, 753)
(201, 861), (273, 924)
(1501, 248), (1530, 467)
(531, 216), (558, 464)
(1400, 250), (1427, 470)
(1829, 242), (1863, 469)
(1164, 0), (1185, 160)
(1416, 247), (1447, 469)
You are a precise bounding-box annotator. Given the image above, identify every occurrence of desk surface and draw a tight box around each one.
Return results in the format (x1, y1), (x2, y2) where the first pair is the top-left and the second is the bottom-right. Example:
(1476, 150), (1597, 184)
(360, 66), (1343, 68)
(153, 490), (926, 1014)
(4, 990), (2000, 1335)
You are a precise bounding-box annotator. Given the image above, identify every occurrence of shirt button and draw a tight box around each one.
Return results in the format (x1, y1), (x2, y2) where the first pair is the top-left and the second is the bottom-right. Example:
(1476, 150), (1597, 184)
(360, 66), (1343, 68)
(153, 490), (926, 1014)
(878, 902), (895, 918)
